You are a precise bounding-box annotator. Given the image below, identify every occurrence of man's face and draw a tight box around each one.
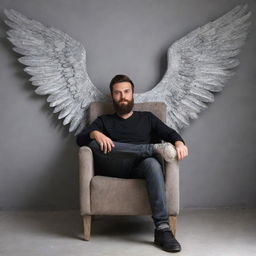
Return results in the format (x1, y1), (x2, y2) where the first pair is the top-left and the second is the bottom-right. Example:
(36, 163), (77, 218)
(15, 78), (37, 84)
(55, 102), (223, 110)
(111, 82), (134, 115)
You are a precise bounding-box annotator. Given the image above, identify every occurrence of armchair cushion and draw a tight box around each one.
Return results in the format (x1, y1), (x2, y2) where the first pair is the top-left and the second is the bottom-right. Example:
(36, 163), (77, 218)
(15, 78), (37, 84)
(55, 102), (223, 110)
(91, 176), (151, 215)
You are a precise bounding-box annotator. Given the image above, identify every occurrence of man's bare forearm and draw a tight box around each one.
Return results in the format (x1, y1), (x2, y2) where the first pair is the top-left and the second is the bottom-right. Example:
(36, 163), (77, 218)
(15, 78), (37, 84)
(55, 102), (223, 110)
(89, 130), (101, 139)
(89, 130), (115, 153)
(175, 141), (184, 146)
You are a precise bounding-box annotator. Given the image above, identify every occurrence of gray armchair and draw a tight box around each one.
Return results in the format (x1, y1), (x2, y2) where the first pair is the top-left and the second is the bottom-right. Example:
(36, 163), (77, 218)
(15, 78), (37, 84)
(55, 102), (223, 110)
(79, 102), (180, 240)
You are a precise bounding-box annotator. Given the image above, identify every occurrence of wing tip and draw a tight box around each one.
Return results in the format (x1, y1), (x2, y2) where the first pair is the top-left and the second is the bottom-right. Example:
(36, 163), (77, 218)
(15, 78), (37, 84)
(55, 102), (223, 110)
(3, 8), (19, 19)
(3, 8), (11, 17)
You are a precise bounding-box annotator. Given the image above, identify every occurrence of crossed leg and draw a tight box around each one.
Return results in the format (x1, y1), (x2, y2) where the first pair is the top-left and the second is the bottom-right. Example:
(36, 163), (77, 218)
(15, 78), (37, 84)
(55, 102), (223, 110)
(88, 140), (169, 229)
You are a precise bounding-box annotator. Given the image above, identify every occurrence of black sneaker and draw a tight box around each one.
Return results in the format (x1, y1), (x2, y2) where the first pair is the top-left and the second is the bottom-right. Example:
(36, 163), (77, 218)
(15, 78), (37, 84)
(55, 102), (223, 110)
(154, 228), (181, 253)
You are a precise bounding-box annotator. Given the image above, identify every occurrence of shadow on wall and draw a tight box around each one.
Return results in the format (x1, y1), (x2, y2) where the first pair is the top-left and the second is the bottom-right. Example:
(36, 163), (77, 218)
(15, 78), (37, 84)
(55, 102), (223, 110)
(0, 15), (81, 210)
(22, 137), (80, 210)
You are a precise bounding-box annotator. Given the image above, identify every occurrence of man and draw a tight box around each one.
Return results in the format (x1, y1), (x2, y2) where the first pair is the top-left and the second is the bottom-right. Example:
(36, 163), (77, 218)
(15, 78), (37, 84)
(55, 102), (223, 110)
(76, 74), (188, 253)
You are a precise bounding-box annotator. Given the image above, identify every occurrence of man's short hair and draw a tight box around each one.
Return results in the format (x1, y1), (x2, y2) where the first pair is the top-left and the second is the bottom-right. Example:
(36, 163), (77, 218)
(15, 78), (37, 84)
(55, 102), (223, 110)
(109, 74), (134, 94)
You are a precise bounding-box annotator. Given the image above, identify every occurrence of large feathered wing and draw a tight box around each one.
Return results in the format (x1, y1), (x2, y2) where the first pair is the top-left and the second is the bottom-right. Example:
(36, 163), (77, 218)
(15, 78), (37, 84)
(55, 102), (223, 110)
(4, 9), (109, 135)
(135, 4), (251, 132)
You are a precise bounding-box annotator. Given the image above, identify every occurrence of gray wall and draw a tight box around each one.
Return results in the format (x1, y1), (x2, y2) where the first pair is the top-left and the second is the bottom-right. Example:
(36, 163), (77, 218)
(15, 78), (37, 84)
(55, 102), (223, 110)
(0, 0), (255, 210)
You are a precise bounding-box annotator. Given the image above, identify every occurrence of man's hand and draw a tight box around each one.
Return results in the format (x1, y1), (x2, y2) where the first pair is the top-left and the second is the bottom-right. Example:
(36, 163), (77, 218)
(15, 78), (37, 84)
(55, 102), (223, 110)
(174, 141), (188, 161)
(89, 130), (115, 153)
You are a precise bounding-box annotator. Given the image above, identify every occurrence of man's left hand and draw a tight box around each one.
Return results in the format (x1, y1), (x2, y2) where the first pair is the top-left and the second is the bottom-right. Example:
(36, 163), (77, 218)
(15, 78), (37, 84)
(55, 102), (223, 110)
(174, 141), (188, 161)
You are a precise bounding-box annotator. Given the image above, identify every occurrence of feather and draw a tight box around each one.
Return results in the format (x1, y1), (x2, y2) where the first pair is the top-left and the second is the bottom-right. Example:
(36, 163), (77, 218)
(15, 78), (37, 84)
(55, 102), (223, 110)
(135, 4), (251, 131)
(4, 8), (108, 134)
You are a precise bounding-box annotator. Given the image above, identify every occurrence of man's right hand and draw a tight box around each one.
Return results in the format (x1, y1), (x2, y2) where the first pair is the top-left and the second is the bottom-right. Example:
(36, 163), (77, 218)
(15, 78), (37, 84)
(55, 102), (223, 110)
(89, 130), (115, 154)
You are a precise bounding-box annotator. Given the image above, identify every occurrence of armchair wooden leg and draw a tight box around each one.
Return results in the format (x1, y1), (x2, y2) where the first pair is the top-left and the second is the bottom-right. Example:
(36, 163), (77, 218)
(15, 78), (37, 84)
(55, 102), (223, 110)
(168, 216), (177, 236)
(83, 215), (91, 241)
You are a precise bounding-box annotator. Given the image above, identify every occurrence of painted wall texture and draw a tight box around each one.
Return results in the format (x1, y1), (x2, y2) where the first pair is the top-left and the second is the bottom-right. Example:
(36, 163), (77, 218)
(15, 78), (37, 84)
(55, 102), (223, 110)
(0, 0), (255, 210)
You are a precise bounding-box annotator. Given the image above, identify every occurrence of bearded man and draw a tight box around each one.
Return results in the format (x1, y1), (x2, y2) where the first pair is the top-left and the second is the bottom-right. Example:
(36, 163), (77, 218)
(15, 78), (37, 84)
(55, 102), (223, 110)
(76, 74), (188, 253)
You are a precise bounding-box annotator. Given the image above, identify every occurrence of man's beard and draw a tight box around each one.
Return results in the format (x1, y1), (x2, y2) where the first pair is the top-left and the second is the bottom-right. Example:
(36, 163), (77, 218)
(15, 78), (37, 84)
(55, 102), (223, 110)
(113, 97), (134, 115)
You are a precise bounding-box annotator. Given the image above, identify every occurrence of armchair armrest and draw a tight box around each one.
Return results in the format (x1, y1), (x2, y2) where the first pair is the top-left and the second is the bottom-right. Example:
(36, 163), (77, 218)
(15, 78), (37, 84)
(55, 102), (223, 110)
(164, 144), (180, 215)
(79, 146), (94, 215)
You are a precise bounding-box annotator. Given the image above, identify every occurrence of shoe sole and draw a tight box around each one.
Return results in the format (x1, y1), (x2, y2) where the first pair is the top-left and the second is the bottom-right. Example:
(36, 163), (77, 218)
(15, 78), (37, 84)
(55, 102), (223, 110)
(154, 240), (181, 253)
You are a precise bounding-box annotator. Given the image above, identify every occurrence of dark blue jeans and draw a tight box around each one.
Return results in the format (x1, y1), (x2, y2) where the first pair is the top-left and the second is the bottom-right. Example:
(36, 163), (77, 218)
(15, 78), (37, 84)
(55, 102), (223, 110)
(88, 140), (169, 228)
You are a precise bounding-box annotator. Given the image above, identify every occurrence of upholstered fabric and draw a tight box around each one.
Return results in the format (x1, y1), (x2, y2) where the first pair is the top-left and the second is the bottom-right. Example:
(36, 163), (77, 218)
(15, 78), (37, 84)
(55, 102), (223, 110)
(79, 147), (94, 215)
(91, 176), (151, 215)
(79, 102), (179, 217)
(165, 161), (180, 214)
(88, 102), (166, 124)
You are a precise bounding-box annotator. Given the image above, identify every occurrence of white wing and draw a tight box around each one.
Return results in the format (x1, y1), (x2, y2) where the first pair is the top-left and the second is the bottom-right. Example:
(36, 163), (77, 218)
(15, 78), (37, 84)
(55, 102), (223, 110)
(4, 9), (109, 135)
(135, 4), (251, 131)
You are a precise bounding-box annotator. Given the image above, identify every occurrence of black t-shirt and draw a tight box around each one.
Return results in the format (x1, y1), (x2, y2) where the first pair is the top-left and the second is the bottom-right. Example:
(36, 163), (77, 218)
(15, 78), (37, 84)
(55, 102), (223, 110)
(76, 111), (185, 146)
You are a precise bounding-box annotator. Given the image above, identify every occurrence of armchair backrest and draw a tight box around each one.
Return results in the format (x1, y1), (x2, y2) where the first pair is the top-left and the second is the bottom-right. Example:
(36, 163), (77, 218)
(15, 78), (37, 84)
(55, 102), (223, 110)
(88, 102), (167, 125)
